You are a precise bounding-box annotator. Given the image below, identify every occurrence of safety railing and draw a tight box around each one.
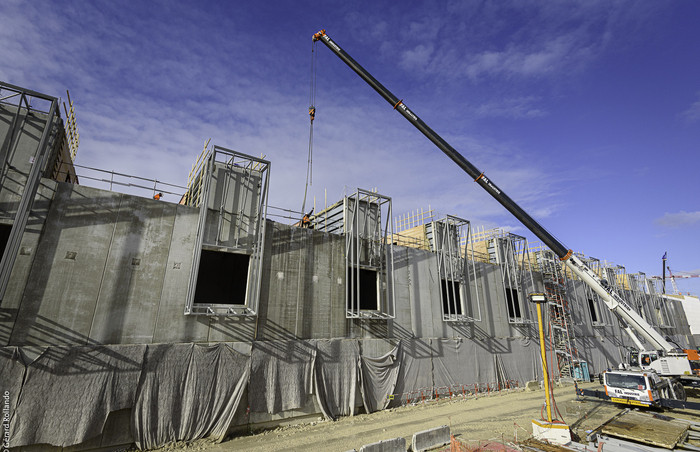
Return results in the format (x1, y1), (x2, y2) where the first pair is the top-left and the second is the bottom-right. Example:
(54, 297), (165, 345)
(53, 164), (187, 201)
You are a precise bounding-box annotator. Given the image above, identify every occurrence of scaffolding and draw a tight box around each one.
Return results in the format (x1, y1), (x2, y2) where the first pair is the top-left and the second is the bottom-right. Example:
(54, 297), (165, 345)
(535, 247), (579, 379)
(427, 215), (481, 322)
(313, 188), (396, 319)
(183, 145), (270, 316)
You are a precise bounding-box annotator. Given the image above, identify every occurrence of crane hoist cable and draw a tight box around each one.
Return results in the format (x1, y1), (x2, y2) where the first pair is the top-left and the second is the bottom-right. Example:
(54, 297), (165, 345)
(301, 39), (317, 217)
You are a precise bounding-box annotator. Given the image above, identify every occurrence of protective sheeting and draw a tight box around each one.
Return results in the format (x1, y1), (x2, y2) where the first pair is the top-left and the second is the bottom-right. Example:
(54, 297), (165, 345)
(249, 340), (316, 414)
(313, 339), (359, 420)
(10, 344), (145, 448)
(433, 339), (484, 388)
(0, 336), (627, 450)
(578, 336), (625, 374)
(0, 347), (24, 426)
(498, 338), (540, 384)
(390, 339), (433, 408)
(132, 343), (250, 450)
(359, 342), (401, 413)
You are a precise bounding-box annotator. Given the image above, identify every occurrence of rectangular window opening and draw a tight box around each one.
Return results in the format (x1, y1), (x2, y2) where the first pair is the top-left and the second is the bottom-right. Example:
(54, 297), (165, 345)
(505, 287), (521, 319)
(441, 279), (463, 315)
(588, 298), (599, 323)
(347, 267), (379, 311)
(194, 250), (249, 305)
(0, 223), (12, 260)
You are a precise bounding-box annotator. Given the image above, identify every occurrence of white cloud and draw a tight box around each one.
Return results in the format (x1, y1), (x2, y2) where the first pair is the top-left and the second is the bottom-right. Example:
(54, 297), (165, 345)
(475, 96), (546, 119)
(655, 211), (700, 228)
(399, 44), (434, 71)
(681, 94), (700, 123)
(464, 36), (576, 80)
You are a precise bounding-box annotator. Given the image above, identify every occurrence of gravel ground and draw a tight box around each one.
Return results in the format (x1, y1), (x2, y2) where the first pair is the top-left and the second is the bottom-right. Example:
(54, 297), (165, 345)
(148, 382), (641, 451)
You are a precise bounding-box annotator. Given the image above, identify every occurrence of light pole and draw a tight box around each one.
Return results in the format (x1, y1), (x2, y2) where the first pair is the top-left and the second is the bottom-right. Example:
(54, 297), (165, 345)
(529, 292), (571, 444)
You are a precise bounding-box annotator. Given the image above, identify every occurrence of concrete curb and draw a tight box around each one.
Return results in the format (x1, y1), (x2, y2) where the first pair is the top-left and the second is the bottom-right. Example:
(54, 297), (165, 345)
(412, 425), (450, 452)
(359, 437), (406, 452)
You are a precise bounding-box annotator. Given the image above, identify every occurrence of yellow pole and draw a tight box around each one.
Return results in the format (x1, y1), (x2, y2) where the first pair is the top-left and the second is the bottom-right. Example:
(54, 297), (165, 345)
(536, 301), (552, 423)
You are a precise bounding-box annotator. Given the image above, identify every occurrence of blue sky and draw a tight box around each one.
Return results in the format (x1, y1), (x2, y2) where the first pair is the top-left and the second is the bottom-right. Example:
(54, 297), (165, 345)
(1, 0), (699, 294)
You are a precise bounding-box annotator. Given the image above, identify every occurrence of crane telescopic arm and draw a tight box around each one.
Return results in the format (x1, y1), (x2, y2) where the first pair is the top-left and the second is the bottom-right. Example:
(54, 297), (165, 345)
(312, 29), (677, 354)
(313, 29), (569, 259)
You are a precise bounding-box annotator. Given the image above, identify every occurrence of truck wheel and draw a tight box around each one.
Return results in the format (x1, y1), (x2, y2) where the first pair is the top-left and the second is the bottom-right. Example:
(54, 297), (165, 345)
(673, 381), (687, 401)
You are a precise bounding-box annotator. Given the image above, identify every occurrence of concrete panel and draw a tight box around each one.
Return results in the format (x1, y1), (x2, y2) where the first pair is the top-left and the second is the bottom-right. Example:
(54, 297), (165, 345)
(403, 247), (438, 339)
(257, 224), (306, 340)
(256, 223), (346, 341)
(10, 184), (122, 346)
(89, 195), (175, 344)
(328, 230), (347, 338)
(297, 230), (343, 339)
(0, 179), (55, 346)
(359, 437), (405, 452)
(389, 247), (414, 339)
(153, 204), (211, 343)
(412, 425), (449, 452)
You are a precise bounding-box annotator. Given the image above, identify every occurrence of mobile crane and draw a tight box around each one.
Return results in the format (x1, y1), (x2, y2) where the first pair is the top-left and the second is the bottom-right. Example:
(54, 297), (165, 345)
(312, 30), (697, 396)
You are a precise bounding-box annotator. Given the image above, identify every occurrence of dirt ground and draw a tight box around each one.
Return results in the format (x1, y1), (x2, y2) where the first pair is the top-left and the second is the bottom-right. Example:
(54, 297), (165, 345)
(153, 382), (700, 452)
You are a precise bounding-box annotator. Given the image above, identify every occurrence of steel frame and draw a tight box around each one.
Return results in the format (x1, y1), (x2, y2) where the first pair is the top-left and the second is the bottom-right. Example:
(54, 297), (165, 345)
(344, 188), (395, 319)
(571, 254), (612, 327)
(627, 272), (659, 328)
(428, 215), (481, 322)
(0, 82), (59, 302)
(647, 279), (677, 329)
(184, 145), (269, 316)
(486, 231), (535, 324)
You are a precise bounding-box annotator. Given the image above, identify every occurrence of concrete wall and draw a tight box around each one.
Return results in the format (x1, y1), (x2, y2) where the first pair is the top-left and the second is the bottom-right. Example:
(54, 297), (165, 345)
(0, 180), (694, 374)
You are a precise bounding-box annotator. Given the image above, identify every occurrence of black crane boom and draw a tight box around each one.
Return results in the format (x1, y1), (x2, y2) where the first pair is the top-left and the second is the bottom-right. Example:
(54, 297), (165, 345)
(312, 29), (571, 260)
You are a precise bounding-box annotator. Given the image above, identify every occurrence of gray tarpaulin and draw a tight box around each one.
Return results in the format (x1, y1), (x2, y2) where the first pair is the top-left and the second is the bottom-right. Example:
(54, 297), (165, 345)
(432, 338), (477, 388)
(359, 342), (400, 413)
(497, 339), (539, 384)
(132, 343), (250, 450)
(10, 344), (145, 448)
(313, 339), (359, 420)
(0, 347), (24, 429)
(581, 336), (625, 374)
(390, 339), (433, 408)
(0, 336), (636, 450)
(249, 340), (316, 414)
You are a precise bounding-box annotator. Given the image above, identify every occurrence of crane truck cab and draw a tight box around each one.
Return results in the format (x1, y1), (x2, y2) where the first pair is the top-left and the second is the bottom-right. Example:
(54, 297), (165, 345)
(603, 370), (665, 407)
(603, 370), (686, 407)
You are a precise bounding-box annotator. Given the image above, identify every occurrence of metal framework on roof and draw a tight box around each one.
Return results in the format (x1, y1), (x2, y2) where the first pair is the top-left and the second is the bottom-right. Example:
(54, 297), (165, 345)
(184, 145), (270, 316)
(0, 81), (60, 302)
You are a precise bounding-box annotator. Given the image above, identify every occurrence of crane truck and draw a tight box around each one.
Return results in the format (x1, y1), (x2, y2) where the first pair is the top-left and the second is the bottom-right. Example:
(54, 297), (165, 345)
(312, 29), (698, 403)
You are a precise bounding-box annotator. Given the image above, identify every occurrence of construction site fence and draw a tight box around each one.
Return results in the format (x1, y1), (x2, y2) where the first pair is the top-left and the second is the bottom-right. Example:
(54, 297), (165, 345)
(439, 436), (521, 452)
(389, 380), (521, 406)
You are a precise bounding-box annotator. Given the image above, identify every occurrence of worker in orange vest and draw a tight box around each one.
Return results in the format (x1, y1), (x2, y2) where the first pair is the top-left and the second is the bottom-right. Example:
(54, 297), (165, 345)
(302, 208), (313, 228)
(153, 192), (163, 200)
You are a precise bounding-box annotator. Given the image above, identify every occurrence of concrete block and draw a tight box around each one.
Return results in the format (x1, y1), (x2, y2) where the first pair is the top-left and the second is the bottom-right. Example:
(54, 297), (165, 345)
(412, 425), (449, 452)
(526, 380), (540, 391)
(359, 437), (405, 452)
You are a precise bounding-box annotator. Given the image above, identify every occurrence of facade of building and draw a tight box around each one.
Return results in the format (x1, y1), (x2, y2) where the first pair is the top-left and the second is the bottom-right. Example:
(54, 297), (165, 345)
(0, 82), (695, 450)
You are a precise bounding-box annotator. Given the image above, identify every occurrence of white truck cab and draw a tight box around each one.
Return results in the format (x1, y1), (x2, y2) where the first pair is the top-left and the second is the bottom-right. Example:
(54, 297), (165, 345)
(603, 370), (664, 407)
